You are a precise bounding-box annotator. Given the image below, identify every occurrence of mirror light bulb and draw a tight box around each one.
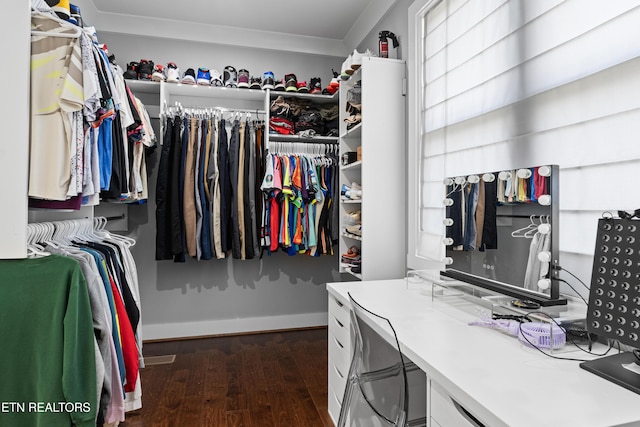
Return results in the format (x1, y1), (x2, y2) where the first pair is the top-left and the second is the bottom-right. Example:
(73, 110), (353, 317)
(454, 176), (466, 185)
(443, 177), (454, 186)
(537, 251), (551, 263)
(517, 168), (532, 179)
(538, 165), (552, 177)
(443, 218), (454, 226)
(538, 278), (551, 290)
(498, 171), (512, 181)
(467, 175), (480, 184)
(443, 198), (454, 207)
(443, 237), (454, 246)
(538, 223), (551, 235)
(444, 257), (454, 265)
(482, 173), (495, 182)
(538, 194), (551, 206)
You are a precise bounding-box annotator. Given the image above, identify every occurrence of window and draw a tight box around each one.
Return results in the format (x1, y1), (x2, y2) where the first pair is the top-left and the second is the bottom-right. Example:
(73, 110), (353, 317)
(408, 0), (640, 273)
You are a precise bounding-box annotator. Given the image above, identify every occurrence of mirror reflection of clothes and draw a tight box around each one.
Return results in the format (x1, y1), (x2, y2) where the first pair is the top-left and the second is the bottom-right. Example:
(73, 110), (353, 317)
(446, 180), (498, 251)
(523, 231), (551, 291)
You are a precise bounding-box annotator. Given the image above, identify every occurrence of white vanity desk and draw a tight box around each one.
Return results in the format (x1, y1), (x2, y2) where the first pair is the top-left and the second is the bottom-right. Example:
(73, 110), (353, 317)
(327, 279), (640, 427)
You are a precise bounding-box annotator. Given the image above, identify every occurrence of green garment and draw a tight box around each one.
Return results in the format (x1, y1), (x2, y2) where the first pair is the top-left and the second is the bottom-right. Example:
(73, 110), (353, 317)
(0, 255), (97, 427)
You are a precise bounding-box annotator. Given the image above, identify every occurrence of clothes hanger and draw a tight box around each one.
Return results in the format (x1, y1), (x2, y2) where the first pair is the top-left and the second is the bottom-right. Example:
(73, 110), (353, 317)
(511, 215), (539, 238)
(31, 10), (82, 39)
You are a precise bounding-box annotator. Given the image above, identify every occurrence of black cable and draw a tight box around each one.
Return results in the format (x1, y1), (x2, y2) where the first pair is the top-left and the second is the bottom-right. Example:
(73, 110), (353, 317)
(529, 312), (615, 357)
(516, 312), (615, 362)
(558, 266), (590, 292)
(557, 278), (589, 306)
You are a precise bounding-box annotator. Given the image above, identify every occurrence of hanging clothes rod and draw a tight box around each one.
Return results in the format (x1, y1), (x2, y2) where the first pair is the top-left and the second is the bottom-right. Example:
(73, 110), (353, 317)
(104, 214), (126, 221)
(163, 101), (265, 115)
(496, 214), (549, 219)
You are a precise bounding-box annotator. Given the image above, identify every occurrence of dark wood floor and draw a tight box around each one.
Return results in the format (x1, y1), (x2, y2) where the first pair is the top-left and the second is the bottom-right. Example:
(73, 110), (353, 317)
(121, 327), (334, 427)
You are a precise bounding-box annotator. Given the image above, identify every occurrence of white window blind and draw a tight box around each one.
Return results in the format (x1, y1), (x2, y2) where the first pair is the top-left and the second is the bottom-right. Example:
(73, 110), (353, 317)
(408, 0), (640, 273)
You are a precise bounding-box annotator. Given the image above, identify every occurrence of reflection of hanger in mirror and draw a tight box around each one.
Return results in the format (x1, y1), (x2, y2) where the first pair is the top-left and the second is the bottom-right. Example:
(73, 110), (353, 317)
(511, 215), (539, 238)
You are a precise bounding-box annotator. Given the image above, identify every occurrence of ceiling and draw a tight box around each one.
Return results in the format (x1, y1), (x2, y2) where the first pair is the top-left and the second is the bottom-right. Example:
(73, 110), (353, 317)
(75, 0), (399, 57)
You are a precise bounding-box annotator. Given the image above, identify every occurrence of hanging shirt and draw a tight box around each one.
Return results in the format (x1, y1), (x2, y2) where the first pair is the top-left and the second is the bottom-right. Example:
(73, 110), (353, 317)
(0, 255), (97, 427)
(29, 14), (84, 201)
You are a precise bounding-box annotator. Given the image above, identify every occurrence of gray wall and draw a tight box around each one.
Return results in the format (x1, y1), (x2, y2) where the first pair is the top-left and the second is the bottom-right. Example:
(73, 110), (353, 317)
(101, 32), (341, 92)
(356, 0), (413, 60)
(93, 32), (344, 340)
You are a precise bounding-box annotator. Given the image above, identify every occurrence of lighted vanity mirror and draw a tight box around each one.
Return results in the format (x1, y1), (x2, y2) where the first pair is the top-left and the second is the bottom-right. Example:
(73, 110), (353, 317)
(440, 165), (566, 306)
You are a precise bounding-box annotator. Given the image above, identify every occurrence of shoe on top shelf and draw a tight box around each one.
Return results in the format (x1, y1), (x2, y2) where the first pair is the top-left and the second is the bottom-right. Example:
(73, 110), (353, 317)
(249, 76), (262, 90)
(309, 77), (322, 94)
(123, 62), (138, 80)
(323, 69), (340, 95)
(151, 64), (165, 82)
(297, 81), (309, 93)
(274, 79), (286, 91)
(223, 66), (238, 88)
(262, 71), (275, 90)
(210, 69), (223, 86)
(197, 68), (211, 85)
(181, 68), (196, 85)
(285, 73), (298, 92)
(165, 62), (180, 83)
(137, 59), (154, 80)
(237, 69), (250, 88)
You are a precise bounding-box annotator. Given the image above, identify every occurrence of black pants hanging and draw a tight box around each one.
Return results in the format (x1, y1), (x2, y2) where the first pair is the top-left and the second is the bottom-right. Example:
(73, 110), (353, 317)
(228, 120), (242, 259)
(155, 117), (174, 260)
(218, 119), (232, 255)
(169, 116), (184, 259)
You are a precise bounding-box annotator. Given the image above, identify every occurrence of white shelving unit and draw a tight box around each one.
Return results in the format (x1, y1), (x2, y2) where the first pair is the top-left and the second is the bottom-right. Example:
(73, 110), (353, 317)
(338, 57), (406, 281)
(148, 81), (338, 148)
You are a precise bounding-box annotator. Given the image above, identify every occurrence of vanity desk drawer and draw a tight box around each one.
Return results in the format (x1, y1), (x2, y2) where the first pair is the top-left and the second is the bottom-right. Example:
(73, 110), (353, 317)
(431, 381), (486, 427)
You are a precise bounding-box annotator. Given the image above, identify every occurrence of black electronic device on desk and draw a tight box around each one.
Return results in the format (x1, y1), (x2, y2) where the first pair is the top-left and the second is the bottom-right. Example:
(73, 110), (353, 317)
(580, 213), (640, 394)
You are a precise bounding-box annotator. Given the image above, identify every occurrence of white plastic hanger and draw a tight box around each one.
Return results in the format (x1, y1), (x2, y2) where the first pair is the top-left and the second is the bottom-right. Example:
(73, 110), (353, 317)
(31, 10), (82, 39)
(511, 215), (540, 238)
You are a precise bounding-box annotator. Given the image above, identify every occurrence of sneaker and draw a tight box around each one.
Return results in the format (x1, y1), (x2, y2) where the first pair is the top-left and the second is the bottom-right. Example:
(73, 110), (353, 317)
(323, 69), (340, 95)
(274, 79), (286, 91)
(49, 0), (71, 21)
(346, 210), (361, 224)
(197, 68), (211, 86)
(69, 3), (83, 27)
(309, 77), (322, 94)
(237, 69), (250, 88)
(165, 62), (180, 83)
(341, 245), (360, 260)
(123, 61), (138, 80)
(345, 223), (362, 237)
(341, 183), (362, 200)
(262, 71), (275, 90)
(249, 76), (262, 90)
(181, 68), (196, 85)
(210, 69), (223, 86)
(285, 73), (298, 92)
(350, 49), (364, 70)
(341, 254), (361, 265)
(138, 59), (154, 80)
(297, 81), (309, 93)
(151, 64), (165, 82)
(340, 55), (352, 80)
(223, 66), (238, 88)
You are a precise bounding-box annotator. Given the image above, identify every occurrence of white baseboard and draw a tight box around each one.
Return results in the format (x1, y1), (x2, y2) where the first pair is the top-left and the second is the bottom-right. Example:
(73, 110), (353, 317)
(142, 312), (329, 341)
